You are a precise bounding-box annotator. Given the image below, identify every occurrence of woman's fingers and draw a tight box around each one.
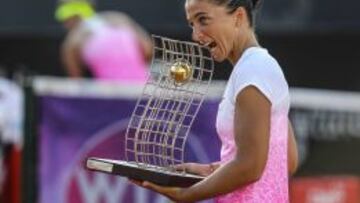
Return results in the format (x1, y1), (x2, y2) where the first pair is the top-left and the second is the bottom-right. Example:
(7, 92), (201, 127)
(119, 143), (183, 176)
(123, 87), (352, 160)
(128, 179), (143, 187)
(174, 163), (192, 171)
(142, 181), (181, 200)
(143, 181), (165, 191)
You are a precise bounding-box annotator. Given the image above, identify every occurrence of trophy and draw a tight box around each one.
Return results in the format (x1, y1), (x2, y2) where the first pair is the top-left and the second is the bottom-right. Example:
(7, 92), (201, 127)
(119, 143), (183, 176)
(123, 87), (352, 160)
(86, 35), (214, 187)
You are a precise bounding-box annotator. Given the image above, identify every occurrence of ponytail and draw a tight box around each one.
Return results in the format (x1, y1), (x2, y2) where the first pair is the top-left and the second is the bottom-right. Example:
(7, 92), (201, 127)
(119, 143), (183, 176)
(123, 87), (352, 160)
(226, 0), (262, 27)
(206, 0), (262, 26)
(251, 0), (261, 10)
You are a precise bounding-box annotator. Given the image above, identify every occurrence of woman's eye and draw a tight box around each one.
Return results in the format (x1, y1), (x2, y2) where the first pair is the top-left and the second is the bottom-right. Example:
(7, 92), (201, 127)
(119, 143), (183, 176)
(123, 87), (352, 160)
(198, 16), (209, 25)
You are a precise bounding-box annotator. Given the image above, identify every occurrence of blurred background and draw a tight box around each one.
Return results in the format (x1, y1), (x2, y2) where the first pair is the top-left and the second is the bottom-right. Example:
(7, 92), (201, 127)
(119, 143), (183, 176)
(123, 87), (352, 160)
(1, 0), (360, 202)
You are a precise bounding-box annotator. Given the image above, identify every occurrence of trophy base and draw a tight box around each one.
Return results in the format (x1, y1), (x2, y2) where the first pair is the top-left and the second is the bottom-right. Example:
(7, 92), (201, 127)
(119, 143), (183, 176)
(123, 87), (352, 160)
(86, 157), (204, 187)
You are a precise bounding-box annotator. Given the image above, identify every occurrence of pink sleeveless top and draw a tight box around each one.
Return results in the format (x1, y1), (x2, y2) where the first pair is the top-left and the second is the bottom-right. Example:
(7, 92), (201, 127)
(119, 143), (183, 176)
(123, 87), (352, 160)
(215, 47), (290, 202)
(81, 16), (148, 82)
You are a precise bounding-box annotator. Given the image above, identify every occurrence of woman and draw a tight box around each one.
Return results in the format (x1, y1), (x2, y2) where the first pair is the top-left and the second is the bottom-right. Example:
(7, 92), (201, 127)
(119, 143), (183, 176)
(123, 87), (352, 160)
(132, 0), (298, 202)
(55, 0), (152, 81)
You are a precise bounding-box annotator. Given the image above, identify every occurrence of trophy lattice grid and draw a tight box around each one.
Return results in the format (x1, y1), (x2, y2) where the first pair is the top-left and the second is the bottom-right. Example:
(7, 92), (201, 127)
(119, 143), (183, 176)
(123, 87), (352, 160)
(125, 35), (214, 171)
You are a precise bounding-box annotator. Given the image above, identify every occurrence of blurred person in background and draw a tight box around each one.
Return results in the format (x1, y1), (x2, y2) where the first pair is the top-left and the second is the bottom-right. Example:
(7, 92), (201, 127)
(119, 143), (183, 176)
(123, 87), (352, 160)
(55, 0), (153, 82)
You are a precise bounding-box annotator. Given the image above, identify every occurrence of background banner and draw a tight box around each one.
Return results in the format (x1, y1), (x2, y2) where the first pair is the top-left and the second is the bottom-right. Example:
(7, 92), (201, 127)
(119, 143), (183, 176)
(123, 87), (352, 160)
(38, 94), (221, 203)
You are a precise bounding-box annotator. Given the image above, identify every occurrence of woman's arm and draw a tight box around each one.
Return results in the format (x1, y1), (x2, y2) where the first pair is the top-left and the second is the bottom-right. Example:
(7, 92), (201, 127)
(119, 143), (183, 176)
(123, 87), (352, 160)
(288, 120), (299, 175)
(61, 30), (84, 78)
(175, 162), (221, 177)
(138, 86), (271, 202)
(184, 86), (271, 201)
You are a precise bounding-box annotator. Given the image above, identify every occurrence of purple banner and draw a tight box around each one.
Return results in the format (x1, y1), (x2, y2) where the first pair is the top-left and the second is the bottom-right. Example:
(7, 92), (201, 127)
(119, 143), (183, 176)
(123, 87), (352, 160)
(38, 95), (221, 203)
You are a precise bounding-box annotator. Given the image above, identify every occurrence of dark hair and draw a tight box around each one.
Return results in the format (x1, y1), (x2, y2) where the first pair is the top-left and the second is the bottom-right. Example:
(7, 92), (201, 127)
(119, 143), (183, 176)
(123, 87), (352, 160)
(209, 0), (262, 26)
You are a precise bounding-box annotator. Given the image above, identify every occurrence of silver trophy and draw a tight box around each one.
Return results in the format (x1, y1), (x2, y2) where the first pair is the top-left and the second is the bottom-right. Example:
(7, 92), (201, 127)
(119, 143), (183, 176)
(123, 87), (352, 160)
(86, 35), (214, 187)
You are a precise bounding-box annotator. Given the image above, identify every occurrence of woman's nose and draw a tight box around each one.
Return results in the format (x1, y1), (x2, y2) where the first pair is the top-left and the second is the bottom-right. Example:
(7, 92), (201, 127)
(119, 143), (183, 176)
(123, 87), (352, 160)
(192, 28), (204, 43)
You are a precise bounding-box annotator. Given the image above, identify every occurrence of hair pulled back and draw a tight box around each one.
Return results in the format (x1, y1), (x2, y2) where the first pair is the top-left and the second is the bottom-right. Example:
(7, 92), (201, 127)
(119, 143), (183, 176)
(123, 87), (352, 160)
(207, 0), (262, 26)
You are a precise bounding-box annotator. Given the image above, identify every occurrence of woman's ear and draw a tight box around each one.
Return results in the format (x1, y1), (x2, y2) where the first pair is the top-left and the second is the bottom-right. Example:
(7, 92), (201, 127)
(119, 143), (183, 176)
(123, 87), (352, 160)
(234, 7), (247, 27)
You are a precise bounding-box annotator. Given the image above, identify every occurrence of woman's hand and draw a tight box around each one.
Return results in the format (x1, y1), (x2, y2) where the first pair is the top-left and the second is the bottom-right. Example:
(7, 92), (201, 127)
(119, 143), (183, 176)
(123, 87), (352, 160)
(175, 163), (217, 177)
(129, 179), (193, 202)
(128, 162), (218, 202)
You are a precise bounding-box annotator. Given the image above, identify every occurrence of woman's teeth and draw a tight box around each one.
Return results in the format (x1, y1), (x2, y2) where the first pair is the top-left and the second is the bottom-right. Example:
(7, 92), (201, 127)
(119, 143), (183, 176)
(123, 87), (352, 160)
(203, 42), (216, 48)
(204, 42), (212, 47)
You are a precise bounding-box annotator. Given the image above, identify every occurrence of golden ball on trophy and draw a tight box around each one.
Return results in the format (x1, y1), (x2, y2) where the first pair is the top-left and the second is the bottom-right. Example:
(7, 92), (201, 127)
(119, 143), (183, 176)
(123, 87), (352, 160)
(170, 61), (192, 85)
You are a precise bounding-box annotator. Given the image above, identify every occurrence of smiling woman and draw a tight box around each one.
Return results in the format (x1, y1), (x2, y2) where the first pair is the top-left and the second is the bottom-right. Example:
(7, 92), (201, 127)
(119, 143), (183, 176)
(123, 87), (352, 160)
(132, 0), (298, 202)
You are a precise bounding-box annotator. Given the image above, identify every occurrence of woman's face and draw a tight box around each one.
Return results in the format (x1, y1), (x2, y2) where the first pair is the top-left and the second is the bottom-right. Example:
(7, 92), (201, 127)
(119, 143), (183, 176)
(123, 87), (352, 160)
(185, 0), (240, 62)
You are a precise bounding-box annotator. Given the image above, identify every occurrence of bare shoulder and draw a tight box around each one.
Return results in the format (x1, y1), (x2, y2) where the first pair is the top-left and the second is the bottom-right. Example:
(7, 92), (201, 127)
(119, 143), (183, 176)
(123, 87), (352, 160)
(236, 86), (271, 108)
(234, 86), (271, 136)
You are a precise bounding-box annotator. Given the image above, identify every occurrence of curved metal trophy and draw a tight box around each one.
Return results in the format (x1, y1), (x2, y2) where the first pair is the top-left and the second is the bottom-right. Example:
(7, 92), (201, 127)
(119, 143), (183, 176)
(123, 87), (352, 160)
(86, 35), (214, 187)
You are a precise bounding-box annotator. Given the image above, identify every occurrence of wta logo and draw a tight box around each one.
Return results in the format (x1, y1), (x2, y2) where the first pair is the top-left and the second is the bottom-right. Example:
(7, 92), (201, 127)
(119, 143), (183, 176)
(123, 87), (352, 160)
(60, 119), (214, 203)
(61, 120), (168, 203)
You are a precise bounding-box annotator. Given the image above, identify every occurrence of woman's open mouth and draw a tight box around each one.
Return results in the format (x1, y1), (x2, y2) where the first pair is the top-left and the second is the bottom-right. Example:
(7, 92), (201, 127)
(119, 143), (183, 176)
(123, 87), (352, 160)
(204, 41), (217, 57)
(204, 41), (216, 49)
